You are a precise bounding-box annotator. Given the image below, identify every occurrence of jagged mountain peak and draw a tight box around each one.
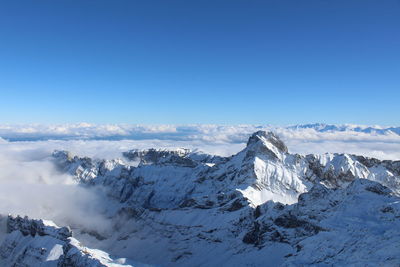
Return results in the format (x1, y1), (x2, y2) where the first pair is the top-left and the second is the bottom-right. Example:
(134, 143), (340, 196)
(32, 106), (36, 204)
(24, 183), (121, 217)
(123, 148), (195, 167)
(245, 131), (288, 160)
(215, 131), (309, 206)
(2, 130), (400, 266)
(122, 148), (230, 167)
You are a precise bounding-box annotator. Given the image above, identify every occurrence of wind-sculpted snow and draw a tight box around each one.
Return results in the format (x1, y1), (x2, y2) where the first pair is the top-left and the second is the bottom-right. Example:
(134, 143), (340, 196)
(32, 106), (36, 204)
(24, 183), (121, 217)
(1, 131), (400, 266)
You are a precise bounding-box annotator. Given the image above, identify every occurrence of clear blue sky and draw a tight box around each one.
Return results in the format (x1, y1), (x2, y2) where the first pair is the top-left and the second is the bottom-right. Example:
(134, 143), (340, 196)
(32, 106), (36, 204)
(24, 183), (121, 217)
(0, 0), (399, 125)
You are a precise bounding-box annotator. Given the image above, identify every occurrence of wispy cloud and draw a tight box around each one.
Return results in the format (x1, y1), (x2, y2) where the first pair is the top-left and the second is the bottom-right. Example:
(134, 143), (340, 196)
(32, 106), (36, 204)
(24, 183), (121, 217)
(0, 141), (114, 235)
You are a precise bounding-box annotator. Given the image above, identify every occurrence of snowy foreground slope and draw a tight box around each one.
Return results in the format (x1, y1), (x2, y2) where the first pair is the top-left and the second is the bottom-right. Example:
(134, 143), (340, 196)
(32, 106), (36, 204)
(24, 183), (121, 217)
(0, 216), (145, 266)
(1, 131), (400, 266)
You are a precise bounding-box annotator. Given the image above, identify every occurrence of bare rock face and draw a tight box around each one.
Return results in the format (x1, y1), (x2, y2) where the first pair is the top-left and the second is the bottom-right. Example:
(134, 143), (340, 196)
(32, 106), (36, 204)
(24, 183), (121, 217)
(245, 131), (288, 160)
(123, 148), (229, 167)
(123, 148), (196, 167)
(7, 215), (72, 241)
(247, 131), (288, 153)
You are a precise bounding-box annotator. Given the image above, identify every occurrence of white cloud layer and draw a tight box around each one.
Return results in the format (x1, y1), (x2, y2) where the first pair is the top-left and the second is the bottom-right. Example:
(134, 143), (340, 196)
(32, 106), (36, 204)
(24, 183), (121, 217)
(0, 123), (399, 141)
(0, 123), (399, 159)
(0, 141), (114, 236)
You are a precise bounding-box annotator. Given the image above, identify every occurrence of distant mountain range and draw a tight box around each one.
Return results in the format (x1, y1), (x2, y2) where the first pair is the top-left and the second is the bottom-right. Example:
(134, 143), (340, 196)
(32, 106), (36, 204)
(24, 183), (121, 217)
(0, 123), (399, 141)
(288, 123), (400, 135)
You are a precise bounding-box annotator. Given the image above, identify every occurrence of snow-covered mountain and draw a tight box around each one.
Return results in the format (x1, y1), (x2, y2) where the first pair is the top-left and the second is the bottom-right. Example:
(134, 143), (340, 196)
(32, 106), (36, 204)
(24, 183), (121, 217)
(288, 123), (400, 135)
(1, 131), (399, 266)
(0, 215), (150, 267)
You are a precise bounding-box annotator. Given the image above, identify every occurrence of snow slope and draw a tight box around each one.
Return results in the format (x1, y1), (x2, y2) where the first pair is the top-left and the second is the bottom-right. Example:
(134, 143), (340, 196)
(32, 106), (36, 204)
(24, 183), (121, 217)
(0, 215), (150, 267)
(1, 131), (399, 266)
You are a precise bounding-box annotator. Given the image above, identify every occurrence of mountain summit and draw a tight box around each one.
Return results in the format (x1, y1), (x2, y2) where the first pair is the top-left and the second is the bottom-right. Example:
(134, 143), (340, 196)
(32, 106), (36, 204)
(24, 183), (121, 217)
(246, 130), (288, 155)
(1, 131), (400, 266)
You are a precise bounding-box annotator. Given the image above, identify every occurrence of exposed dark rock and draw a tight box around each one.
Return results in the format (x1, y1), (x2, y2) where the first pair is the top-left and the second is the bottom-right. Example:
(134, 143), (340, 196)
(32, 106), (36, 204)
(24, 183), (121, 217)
(225, 198), (248, 212)
(355, 155), (381, 168)
(80, 229), (107, 241)
(381, 206), (395, 213)
(254, 206), (262, 218)
(246, 131), (288, 154)
(195, 200), (215, 209)
(274, 214), (323, 234)
(242, 222), (262, 245)
(365, 183), (392, 195)
(7, 215), (72, 241)
(123, 149), (198, 167)
(179, 198), (197, 208)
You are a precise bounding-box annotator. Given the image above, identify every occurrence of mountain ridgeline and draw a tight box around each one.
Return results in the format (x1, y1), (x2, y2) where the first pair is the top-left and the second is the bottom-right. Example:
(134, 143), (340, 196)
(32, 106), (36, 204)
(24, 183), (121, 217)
(1, 131), (400, 266)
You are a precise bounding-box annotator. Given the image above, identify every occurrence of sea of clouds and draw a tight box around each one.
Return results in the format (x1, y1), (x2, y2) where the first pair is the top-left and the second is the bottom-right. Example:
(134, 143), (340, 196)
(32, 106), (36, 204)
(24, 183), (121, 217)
(0, 123), (399, 239)
(1, 123), (400, 159)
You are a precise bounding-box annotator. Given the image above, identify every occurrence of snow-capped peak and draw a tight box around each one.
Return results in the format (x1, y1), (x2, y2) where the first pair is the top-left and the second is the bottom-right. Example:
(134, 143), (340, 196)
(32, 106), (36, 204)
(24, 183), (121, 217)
(1, 131), (400, 266)
(245, 131), (288, 161)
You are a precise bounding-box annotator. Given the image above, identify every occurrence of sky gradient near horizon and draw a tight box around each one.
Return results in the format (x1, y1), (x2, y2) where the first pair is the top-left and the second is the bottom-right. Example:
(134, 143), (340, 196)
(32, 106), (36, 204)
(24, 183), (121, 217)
(0, 0), (399, 125)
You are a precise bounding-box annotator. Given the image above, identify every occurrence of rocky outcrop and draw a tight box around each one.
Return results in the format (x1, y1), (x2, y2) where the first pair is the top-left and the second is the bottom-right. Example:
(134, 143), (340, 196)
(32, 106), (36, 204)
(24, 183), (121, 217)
(247, 131), (288, 154)
(7, 215), (72, 241)
(123, 148), (229, 167)
(123, 148), (195, 167)
(0, 215), (133, 266)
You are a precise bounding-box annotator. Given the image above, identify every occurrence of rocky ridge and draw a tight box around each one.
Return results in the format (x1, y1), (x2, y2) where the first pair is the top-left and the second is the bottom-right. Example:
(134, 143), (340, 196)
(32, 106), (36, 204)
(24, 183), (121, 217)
(0, 215), (138, 266)
(1, 131), (400, 266)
